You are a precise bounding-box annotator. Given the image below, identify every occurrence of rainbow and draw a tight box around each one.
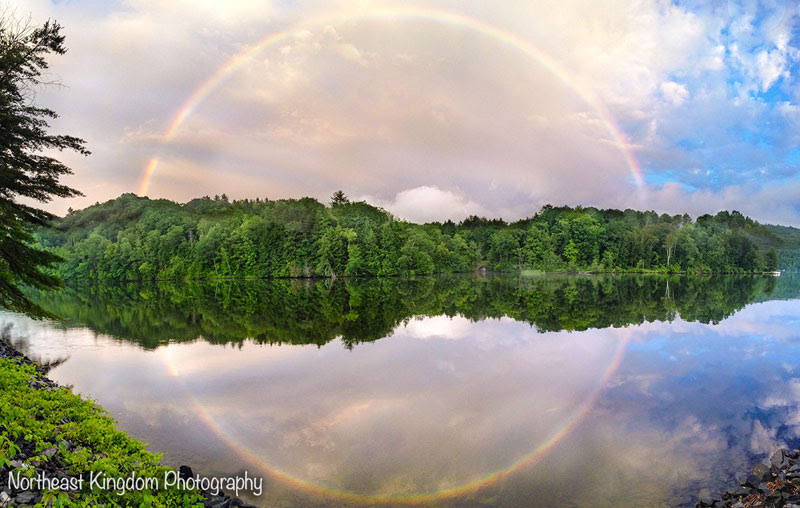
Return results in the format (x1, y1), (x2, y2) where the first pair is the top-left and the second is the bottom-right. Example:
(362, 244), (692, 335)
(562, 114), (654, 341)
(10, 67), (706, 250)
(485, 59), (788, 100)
(158, 330), (630, 504)
(136, 6), (646, 196)
(146, 8), (642, 502)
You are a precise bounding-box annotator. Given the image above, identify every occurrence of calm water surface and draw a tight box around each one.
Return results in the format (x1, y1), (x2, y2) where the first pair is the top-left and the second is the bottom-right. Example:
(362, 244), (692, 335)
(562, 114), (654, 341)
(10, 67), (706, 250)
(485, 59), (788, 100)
(3, 274), (800, 507)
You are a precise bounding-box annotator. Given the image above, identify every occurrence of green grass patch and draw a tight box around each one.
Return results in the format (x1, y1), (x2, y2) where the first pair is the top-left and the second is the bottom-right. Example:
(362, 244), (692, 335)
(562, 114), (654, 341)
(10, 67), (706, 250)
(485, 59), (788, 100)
(0, 358), (203, 507)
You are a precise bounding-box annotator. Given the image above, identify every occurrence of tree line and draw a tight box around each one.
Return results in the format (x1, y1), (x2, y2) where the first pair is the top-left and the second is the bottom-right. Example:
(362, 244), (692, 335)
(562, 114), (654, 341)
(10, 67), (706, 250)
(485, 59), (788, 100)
(35, 192), (786, 283)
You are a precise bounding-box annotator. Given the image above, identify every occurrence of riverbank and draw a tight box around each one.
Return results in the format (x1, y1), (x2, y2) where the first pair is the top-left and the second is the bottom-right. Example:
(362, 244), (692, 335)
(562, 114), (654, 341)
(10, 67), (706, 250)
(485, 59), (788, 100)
(62, 267), (784, 285)
(0, 340), (257, 508)
(696, 448), (800, 507)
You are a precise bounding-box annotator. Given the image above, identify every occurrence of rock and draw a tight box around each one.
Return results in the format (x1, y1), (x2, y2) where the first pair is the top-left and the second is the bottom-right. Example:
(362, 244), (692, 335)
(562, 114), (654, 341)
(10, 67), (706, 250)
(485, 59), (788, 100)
(9, 460), (25, 469)
(15, 491), (35, 504)
(771, 449), (787, 468)
(725, 486), (750, 498)
(743, 474), (760, 488)
(0, 491), (10, 507)
(41, 447), (57, 458)
(204, 499), (231, 508)
(753, 463), (771, 481)
(179, 465), (194, 480)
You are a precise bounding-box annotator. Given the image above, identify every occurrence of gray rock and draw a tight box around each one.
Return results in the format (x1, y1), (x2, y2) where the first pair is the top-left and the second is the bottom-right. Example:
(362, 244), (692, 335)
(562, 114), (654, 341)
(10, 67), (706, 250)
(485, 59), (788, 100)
(204, 500), (231, 508)
(8, 460), (24, 469)
(725, 486), (750, 498)
(41, 447), (57, 458)
(771, 449), (787, 468)
(0, 491), (10, 506)
(15, 491), (35, 504)
(753, 463), (771, 481)
(743, 474), (760, 488)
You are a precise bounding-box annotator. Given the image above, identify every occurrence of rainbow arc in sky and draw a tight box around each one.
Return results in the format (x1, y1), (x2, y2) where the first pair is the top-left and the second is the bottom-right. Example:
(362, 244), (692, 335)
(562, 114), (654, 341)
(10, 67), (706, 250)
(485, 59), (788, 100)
(147, 14), (641, 498)
(137, 6), (646, 197)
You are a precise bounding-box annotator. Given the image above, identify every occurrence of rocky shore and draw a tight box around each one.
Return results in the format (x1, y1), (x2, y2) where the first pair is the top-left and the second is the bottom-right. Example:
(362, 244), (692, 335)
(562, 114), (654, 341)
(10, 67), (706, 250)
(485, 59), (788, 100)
(696, 448), (800, 508)
(0, 339), (258, 508)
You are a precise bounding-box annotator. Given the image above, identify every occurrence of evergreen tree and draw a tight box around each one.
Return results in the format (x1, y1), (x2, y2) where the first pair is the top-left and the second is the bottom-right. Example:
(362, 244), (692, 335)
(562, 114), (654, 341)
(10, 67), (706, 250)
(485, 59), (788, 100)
(0, 17), (88, 316)
(330, 190), (349, 206)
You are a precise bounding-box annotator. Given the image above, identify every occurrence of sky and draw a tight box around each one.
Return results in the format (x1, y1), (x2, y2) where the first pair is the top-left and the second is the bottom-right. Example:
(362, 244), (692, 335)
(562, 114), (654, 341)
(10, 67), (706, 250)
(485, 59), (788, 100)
(10, 0), (800, 225)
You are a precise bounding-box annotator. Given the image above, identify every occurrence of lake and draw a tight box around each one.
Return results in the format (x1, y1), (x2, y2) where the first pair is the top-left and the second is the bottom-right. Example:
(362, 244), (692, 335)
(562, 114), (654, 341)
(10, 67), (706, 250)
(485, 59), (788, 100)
(2, 274), (799, 507)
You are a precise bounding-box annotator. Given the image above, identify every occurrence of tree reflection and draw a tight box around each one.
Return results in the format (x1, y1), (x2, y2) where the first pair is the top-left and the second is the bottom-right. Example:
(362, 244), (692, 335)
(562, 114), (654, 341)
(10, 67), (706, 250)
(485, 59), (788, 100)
(26, 274), (781, 350)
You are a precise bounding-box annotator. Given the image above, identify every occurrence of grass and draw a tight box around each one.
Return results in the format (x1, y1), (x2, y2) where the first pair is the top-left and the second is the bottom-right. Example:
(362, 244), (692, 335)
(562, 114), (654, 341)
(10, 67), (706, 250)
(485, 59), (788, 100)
(0, 357), (203, 507)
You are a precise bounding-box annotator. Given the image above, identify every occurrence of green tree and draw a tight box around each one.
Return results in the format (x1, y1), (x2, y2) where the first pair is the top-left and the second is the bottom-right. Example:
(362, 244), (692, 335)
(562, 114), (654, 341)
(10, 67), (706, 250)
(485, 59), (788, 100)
(330, 190), (349, 206)
(0, 18), (88, 316)
(765, 248), (778, 272)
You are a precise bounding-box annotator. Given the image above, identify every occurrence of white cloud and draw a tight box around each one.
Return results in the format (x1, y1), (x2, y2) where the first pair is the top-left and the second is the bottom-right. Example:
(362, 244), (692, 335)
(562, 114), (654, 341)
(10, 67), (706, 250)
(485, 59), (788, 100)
(660, 81), (689, 106)
(638, 180), (800, 227)
(335, 42), (368, 66)
(756, 48), (788, 91)
(4, 0), (800, 225)
(364, 186), (491, 223)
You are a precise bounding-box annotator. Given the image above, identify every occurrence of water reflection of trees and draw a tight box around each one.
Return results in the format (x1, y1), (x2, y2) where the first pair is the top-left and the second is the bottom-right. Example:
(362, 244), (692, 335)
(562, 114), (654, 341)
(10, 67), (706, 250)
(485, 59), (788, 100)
(26, 274), (779, 350)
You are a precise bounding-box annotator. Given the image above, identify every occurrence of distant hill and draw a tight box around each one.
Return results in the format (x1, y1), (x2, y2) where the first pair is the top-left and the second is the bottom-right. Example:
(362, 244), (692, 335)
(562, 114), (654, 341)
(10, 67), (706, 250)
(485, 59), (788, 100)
(765, 224), (800, 271)
(35, 193), (794, 282)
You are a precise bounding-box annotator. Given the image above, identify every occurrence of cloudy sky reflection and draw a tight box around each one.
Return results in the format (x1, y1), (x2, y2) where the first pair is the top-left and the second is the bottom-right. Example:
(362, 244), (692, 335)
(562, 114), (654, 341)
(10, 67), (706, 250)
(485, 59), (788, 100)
(4, 294), (800, 506)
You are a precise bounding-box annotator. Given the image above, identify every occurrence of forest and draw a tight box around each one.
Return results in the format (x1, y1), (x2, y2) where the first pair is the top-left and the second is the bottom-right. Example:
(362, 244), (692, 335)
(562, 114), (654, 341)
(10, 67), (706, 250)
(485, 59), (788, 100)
(34, 192), (794, 283)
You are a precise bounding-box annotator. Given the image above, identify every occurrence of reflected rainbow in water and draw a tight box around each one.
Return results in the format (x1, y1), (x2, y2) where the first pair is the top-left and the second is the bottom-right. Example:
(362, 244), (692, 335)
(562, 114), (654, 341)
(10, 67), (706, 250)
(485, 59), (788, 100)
(157, 322), (631, 504)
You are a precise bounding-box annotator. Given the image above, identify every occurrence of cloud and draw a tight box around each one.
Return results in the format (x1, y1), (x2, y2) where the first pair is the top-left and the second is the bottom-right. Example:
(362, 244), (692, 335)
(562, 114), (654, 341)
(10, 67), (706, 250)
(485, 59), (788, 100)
(757, 50), (785, 90)
(363, 186), (491, 223)
(641, 180), (800, 227)
(660, 81), (689, 106)
(4, 0), (799, 225)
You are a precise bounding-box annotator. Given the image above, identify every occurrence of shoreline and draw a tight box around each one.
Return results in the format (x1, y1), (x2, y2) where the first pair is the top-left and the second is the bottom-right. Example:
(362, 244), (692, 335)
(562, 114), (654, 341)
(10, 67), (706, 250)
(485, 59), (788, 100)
(0, 339), (258, 508)
(60, 269), (785, 286)
(696, 448), (800, 507)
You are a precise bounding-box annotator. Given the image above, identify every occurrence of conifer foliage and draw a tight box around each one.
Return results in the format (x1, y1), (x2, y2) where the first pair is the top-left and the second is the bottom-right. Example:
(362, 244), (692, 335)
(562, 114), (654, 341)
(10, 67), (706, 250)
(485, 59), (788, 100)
(0, 16), (88, 316)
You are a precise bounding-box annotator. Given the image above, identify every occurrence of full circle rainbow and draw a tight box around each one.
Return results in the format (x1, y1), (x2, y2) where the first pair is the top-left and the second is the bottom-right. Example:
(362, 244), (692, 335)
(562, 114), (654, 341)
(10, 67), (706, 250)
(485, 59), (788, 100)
(146, 6), (640, 503)
(136, 6), (646, 196)
(159, 329), (631, 505)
